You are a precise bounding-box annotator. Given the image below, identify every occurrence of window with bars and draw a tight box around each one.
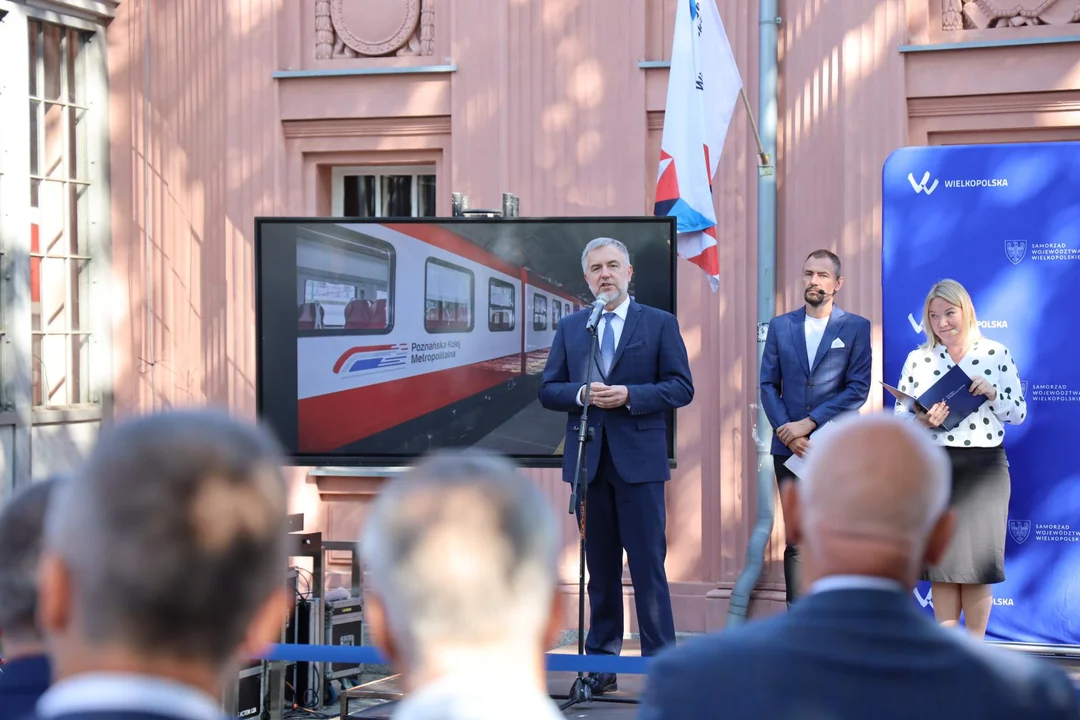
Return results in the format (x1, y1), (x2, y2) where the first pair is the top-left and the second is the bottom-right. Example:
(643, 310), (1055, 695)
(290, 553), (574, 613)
(28, 19), (94, 407)
(331, 166), (437, 217)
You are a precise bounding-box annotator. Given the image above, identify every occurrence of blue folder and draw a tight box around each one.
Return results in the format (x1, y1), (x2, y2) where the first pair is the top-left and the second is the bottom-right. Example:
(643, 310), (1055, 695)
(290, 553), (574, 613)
(884, 365), (987, 432)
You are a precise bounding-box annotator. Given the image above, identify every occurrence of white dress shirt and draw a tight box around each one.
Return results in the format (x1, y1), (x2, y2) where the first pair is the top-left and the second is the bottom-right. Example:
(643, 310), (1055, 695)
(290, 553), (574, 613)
(576, 294), (631, 406)
(393, 672), (565, 720)
(808, 574), (906, 595)
(893, 337), (1027, 447)
(37, 673), (225, 720)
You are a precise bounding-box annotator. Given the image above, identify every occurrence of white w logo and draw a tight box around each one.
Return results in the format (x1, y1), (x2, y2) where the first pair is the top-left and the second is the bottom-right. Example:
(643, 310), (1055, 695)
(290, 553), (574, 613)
(908, 171), (939, 195)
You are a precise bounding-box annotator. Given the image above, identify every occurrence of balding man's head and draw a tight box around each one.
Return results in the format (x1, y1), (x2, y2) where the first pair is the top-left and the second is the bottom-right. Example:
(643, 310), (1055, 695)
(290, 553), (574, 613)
(783, 413), (955, 585)
(361, 449), (561, 684)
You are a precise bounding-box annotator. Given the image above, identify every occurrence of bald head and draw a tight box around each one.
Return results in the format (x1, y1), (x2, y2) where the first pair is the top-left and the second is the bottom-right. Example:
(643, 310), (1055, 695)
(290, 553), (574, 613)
(797, 413), (952, 552)
(361, 449), (559, 672)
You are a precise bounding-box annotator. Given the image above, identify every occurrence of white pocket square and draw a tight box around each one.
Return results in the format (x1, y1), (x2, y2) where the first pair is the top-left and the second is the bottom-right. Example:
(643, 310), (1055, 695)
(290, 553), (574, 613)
(830, 337), (845, 349)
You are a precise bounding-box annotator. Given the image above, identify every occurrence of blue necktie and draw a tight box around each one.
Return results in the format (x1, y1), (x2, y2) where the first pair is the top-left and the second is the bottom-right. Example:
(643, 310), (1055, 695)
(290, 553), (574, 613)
(601, 312), (616, 374)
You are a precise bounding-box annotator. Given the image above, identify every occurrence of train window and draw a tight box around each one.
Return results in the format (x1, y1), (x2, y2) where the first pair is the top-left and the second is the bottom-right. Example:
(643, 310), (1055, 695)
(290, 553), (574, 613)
(488, 278), (515, 332)
(552, 298), (562, 328)
(425, 258), (474, 333)
(565, 302), (571, 317)
(533, 293), (548, 331)
(296, 228), (395, 335)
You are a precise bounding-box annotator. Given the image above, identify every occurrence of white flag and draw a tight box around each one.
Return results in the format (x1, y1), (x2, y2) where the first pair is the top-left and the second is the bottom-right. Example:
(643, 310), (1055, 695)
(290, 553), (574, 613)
(654, 0), (743, 291)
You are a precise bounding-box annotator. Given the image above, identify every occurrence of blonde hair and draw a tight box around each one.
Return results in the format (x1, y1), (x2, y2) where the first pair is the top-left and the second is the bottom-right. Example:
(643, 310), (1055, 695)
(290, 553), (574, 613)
(920, 279), (981, 350)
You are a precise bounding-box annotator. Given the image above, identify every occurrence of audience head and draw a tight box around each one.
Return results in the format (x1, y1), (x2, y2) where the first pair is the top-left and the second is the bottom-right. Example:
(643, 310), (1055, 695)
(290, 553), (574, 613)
(783, 412), (955, 586)
(0, 475), (64, 655)
(921, 278), (981, 350)
(361, 449), (561, 684)
(38, 409), (290, 682)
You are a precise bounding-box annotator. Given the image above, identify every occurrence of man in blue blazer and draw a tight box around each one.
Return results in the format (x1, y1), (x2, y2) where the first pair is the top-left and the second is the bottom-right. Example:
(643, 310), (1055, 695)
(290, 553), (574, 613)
(760, 249), (871, 604)
(0, 478), (63, 720)
(539, 237), (693, 695)
(640, 413), (1080, 720)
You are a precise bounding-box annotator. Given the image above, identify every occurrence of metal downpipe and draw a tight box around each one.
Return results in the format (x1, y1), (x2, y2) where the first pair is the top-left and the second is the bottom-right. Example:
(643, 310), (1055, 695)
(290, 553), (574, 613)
(727, 0), (779, 627)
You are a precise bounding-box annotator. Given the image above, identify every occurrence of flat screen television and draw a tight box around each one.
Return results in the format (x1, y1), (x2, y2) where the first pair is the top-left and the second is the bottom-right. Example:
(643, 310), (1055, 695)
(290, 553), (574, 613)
(254, 216), (678, 467)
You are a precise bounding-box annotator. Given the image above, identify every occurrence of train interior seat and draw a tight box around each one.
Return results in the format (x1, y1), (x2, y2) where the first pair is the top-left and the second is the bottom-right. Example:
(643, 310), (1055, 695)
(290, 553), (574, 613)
(344, 298), (386, 329)
(298, 302), (323, 330)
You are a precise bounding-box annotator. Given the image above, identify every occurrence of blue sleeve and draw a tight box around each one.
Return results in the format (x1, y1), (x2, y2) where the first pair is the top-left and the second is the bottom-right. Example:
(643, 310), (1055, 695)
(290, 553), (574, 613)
(538, 321), (583, 412)
(759, 317), (790, 429)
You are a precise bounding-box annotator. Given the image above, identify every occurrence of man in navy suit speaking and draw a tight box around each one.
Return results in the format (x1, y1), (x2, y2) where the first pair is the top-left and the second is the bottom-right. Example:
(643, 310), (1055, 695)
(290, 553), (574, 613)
(760, 249), (872, 605)
(539, 237), (693, 696)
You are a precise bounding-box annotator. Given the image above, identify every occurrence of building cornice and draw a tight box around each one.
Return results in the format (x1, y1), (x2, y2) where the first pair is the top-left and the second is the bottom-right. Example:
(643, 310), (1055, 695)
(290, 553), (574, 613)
(22, 0), (120, 24)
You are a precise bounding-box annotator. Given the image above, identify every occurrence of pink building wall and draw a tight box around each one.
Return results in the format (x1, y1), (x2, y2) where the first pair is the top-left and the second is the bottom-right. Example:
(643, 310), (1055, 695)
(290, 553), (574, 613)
(102, 0), (1080, 635)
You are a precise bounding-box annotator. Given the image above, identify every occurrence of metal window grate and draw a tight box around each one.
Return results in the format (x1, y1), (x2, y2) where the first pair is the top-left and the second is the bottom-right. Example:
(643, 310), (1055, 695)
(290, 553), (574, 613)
(28, 19), (94, 408)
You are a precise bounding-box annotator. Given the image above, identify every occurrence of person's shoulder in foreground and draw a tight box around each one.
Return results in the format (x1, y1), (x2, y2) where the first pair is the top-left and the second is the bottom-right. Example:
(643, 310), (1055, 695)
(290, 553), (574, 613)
(638, 617), (1080, 720)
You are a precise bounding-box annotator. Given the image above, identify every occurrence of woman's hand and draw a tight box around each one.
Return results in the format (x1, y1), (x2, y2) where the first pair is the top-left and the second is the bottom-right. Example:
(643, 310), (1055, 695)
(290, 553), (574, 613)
(969, 376), (998, 402)
(916, 401), (949, 428)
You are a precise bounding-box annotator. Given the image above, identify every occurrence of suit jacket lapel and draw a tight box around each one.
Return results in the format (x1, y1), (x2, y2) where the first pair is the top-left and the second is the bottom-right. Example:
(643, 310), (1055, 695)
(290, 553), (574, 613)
(606, 301), (641, 377)
(790, 309), (811, 377)
(809, 307), (846, 374)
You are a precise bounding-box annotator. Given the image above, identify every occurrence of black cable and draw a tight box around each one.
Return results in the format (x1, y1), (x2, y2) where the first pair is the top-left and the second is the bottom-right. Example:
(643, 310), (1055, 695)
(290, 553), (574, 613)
(293, 566), (316, 599)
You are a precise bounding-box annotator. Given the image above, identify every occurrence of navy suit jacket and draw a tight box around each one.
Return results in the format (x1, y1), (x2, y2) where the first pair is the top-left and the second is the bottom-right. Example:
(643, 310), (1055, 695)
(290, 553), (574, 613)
(538, 300), (693, 484)
(759, 306), (872, 456)
(640, 588), (1080, 720)
(0, 655), (50, 720)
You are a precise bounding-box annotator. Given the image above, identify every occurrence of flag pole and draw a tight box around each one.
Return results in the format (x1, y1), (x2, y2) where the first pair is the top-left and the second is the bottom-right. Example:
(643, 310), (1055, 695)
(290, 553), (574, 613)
(739, 86), (772, 171)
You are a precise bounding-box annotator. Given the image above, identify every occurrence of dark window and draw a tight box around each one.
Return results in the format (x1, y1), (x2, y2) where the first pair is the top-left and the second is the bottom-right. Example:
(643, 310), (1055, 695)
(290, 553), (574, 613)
(425, 259), (474, 333)
(488, 278), (515, 332)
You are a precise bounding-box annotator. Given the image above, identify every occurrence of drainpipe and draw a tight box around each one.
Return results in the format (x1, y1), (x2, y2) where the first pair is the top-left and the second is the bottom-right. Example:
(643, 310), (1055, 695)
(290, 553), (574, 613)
(727, 0), (779, 627)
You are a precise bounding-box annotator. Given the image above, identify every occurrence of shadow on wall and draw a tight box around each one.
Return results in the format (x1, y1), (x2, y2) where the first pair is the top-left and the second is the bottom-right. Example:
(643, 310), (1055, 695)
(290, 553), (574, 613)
(109, 0), (281, 416)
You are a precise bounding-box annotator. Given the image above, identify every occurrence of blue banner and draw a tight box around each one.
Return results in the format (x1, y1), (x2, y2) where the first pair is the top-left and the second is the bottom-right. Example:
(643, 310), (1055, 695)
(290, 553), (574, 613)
(882, 142), (1080, 647)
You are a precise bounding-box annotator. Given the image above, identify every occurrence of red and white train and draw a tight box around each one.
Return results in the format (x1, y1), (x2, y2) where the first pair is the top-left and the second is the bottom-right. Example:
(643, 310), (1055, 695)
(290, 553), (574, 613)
(295, 222), (585, 454)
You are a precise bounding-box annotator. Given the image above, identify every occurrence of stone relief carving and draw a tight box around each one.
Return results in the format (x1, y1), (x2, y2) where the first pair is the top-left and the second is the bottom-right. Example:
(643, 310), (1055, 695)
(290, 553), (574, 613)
(944, 0), (1080, 29)
(315, 0), (435, 59)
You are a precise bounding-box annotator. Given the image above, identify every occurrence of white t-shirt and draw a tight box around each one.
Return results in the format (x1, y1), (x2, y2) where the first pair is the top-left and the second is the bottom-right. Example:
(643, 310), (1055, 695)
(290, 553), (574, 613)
(804, 315), (829, 368)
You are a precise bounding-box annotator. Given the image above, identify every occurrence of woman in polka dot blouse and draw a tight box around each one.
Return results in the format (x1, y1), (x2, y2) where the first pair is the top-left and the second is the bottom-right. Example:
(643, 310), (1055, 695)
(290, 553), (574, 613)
(893, 278), (1026, 641)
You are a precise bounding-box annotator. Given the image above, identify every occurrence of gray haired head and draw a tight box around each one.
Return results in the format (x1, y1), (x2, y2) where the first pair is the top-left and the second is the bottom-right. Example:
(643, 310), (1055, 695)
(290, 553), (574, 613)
(43, 409), (290, 669)
(581, 237), (630, 275)
(0, 476), (64, 641)
(361, 449), (559, 669)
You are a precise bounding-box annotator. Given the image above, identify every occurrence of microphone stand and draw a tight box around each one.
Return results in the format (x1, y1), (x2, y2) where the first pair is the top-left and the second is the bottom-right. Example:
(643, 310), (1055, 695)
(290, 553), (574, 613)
(557, 315), (637, 711)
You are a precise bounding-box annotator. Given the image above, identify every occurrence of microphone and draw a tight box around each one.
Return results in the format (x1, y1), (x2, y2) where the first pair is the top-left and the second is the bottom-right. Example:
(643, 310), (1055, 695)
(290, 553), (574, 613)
(585, 293), (611, 333)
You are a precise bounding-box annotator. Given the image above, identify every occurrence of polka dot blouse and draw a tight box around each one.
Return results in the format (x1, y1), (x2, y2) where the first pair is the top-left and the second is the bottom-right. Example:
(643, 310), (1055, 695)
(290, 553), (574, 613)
(893, 337), (1027, 447)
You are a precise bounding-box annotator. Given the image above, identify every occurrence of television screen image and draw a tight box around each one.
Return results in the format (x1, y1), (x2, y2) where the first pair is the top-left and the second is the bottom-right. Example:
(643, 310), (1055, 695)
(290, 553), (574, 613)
(255, 217), (677, 466)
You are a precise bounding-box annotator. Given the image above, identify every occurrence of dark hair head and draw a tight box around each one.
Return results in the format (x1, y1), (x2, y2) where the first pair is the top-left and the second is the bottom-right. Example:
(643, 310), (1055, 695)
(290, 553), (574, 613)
(45, 409), (289, 668)
(805, 249), (842, 278)
(0, 476), (64, 639)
